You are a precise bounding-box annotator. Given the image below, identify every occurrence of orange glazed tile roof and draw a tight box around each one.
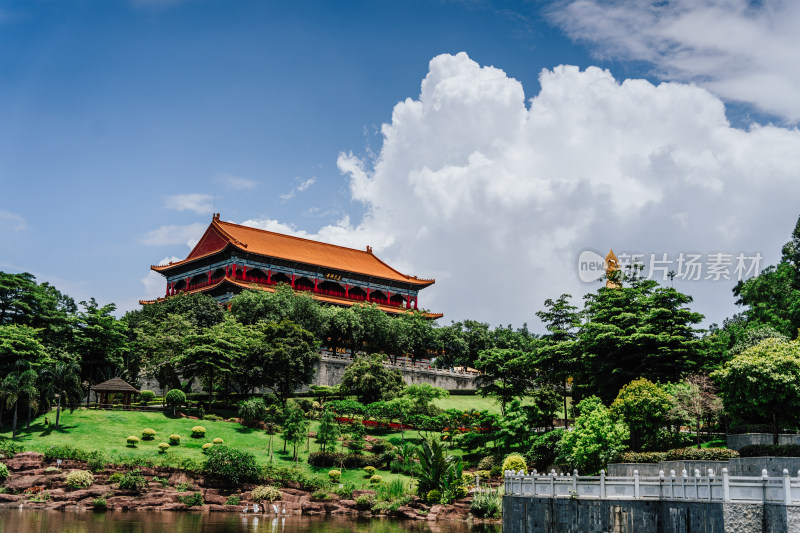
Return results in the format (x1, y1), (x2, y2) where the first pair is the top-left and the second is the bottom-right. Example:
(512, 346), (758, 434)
(152, 215), (434, 287)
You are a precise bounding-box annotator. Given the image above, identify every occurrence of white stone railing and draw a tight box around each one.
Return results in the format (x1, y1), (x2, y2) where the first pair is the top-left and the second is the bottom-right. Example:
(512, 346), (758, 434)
(504, 468), (800, 505)
(319, 352), (479, 378)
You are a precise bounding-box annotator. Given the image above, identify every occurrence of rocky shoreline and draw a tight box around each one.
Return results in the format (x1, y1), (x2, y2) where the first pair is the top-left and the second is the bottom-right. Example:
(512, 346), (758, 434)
(0, 452), (492, 522)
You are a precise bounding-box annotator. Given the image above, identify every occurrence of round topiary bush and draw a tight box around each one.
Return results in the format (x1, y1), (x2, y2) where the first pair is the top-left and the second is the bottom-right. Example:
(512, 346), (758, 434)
(191, 426), (206, 438)
(369, 474), (382, 485)
(328, 469), (341, 482)
(65, 470), (94, 489)
(501, 453), (528, 474)
(142, 428), (156, 440)
(213, 438), (223, 445)
(477, 455), (496, 471)
(0, 462), (9, 483)
(165, 389), (186, 416)
(202, 443), (214, 453)
(139, 390), (155, 404)
(158, 443), (170, 453)
(126, 436), (139, 448)
(251, 485), (282, 503)
(363, 466), (376, 476)
(426, 489), (441, 503)
(169, 434), (181, 446)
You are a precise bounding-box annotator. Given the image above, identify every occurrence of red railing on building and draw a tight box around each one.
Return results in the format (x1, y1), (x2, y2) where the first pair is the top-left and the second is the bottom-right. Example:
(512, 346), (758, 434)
(175, 271), (412, 309)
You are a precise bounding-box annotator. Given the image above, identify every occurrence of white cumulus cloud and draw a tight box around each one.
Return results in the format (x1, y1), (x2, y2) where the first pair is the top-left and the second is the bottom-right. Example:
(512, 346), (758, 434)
(139, 223), (206, 248)
(141, 256), (182, 299)
(548, 0), (800, 122)
(309, 52), (800, 327)
(217, 173), (258, 191)
(0, 210), (26, 231)
(165, 193), (214, 215)
(280, 177), (317, 201)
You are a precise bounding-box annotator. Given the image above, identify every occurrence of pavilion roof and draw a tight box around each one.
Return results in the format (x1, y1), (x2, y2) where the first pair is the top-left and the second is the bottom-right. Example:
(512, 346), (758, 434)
(90, 377), (140, 394)
(151, 215), (434, 287)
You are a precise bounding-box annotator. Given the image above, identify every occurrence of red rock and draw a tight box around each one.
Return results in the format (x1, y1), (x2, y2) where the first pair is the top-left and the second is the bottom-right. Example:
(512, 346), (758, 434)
(302, 501), (325, 515)
(0, 494), (22, 502)
(5, 474), (47, 491)
(352, 489), (376, 498)
(4, 452), (44, 471)
(394, 505), (426, 520)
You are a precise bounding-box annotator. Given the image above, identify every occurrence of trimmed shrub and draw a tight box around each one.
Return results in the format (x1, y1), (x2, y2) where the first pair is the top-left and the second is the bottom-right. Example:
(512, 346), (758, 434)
(739, 444), (800, 458)
(477, 456), (496, 471)
(426, 489), (441, 504)
(191, 426), (206, 438)
(203, 446), (260, 485)
(139, 390), (155, 404)
(202, 443), (214, 453)
(118, 470), (147, 492)
(489, 465), (502, 477)
(312, 489), (330, 499)
(355, 494), (375, 510)
(169, 434), (181, 446)
(142, 428), (156, 440)
(165, 389), (186, 415)
(328, 469), (341, 482)
(158, 443), (170, 453)
(664, 447), (739, 461)
(179, 491), (204, 506)
(369, 474), (382, 485)
(107, 472), (124, 484)
(501, 453), (528, 474)
(45, 466), (60, 473)
(476, 469), (492, 480)
(213, 438), (224, 445)
(251, 485), (282, 503)
(238, 397), (268, 426)
(126, 436), (139, 448)
(225, 494), (240, 505)
(527, 429), (564, 472)
(0, 463), (8, 483)
(65, 470), (94, 489)
(619, 451), (668, 464)
(370, 440), (390, 454)
(92, 497), (107, 510)
(364, 466), (376, 476)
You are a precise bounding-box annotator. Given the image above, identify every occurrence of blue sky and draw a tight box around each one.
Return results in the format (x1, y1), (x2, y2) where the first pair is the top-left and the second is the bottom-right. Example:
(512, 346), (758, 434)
(2, 0), (800, 328)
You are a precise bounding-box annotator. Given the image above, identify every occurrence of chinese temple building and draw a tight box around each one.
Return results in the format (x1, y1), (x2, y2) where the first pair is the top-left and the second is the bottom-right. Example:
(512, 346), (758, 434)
(142, 214), (441, 318)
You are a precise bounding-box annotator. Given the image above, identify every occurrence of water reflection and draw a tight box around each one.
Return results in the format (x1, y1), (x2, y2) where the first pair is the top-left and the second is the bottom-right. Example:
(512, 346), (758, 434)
(0, 510), (501, 533)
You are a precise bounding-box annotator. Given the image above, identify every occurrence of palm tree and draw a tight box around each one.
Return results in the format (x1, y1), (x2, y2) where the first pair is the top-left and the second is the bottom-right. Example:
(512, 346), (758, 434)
(40, 360), (83, 429)
(1, 367), (39, 439)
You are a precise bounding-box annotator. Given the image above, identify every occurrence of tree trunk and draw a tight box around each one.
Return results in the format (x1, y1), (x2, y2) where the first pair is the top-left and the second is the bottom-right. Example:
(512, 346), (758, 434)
(563, 385), (568, 429)
(56, 396), (62, 429)
(283, 437), (287, 453)
(12, 402), (18, 439)
(26, 401), (31, 430)
(696, 419), (701, 449)
(773, 411), (779, 446)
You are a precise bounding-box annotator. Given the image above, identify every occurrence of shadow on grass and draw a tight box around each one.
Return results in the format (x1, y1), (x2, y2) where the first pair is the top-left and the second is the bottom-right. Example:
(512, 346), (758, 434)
(36, 424), (78, 437)
(235, 426), (257, 434)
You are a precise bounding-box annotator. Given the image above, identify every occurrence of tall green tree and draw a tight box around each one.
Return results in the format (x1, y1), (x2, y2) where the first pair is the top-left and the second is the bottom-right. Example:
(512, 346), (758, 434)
(133, 313), (194, 393)
(40, 360), (83, 429)
(473, 348), (531, 415)
(610, 378), (672, 452)
(73, 299), (127, 388)
(535, 294), (581, 427)
(575, 275), (706, 403)
(339, 353), (404, 404)
(557, 396), (629, 475)
(0, 363), (39, 439)
(315, 408), (340, 454)
(281, 399), (309, 460)
(712, 338), (800, 444)
(250, 320), (320, 404)
(182, 316), (249, 410)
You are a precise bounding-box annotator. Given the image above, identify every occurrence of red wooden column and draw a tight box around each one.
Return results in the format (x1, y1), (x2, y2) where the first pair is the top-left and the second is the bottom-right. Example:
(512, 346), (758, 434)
(185, 277), (190, 291)
(345, 284), (350, 298)
(242, 266), (248, 280)
(268, 270), (272, 284)
(414, 297), (418, 310)
(406, 295), (411, 308)
(314, 278), (319, 292)
(366, 288), (371, 302)
(207, 271), (212, 283)
(231, 263), (237, 279)
(291, 274), (295, 288)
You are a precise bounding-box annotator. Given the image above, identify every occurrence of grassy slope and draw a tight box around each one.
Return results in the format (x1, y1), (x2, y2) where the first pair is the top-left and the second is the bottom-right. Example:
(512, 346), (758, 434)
(0, 409), (416, 487)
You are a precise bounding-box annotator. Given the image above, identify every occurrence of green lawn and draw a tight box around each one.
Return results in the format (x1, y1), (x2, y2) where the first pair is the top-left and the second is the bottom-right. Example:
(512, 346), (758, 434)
(0, 409), (416, 488)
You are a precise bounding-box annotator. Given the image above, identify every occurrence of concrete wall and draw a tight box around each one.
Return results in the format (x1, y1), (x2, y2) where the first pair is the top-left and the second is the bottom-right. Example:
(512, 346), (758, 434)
(608, 457), (800, 478)
(728, 434), (800, 451)
(503, 495), (800, 533)
(138, 356), (478, 396)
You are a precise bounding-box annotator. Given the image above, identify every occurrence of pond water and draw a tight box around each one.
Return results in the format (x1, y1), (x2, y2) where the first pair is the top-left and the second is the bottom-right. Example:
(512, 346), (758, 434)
(0, 510), (502, 533)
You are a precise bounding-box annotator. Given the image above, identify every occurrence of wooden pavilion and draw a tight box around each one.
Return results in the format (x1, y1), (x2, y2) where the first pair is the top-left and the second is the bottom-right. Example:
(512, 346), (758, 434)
(90, 377), (140, 408)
